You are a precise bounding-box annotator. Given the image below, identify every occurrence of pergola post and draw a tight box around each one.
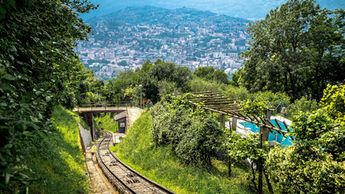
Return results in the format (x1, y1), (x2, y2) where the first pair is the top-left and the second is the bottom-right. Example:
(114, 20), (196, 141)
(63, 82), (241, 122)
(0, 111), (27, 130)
(258, 125), (264, 194)
(262, 109), (271, 141)
(219, 114), (225, 128)
(258, 109), (272, 194)
(231, 117), (237, 131)
(228, 117), (237, 177)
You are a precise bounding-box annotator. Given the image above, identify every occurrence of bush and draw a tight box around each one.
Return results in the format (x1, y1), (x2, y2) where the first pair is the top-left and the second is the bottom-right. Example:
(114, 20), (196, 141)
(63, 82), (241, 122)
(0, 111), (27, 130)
(242, 91), (290, 116)
(320, 84), (345, 126)
(267, 145), (345, 194)
(224, 85), (250, 101)
(285, 96), (318, 119)
(95, 113), (119, 133)
(189, 77), (226, 94)
(267, 106), (345, 194)
(152, 96), (225, 167)
(194, 66), (229, 84)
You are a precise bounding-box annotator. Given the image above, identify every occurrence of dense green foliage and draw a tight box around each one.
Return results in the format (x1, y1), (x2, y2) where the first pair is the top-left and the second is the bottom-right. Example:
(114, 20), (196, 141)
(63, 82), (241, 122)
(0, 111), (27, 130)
(152, 95), (224, 167)
(103, 60), (295, 120)
(112, 111), (253, 194)
(194, 66), (229, 84)
(240, 0), (345, 100)
(285, 97), (319, 119)
(1, 0), (343, 193)
(228, 133), (271, 192)
(320, 84), (345, 125)
(95, 113), (119, 133)
(241, 91), (290, 116)
(18, 106), (89, 193)
(105, 60), (192, 104)
(0, 0), (96, 191)
(265, 84), (345, 194)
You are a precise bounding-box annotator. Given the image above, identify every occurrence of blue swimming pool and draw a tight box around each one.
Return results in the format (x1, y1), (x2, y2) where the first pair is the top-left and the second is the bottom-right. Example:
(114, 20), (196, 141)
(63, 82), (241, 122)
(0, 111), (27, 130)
(240, 119), (293, 147)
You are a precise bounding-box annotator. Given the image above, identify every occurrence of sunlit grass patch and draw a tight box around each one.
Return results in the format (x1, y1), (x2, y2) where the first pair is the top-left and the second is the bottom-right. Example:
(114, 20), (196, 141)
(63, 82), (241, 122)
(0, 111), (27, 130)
(112, 110), (253, 194)
(22, 106), (89, 194)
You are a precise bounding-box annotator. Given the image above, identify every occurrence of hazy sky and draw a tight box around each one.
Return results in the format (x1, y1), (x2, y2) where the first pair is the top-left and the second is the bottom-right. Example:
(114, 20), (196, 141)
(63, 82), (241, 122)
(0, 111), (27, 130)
(83, 0), (345, 20)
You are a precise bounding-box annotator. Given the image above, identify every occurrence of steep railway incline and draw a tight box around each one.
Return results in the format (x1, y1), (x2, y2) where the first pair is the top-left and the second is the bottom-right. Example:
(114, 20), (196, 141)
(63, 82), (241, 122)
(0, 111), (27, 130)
(96, 132), (174, 194)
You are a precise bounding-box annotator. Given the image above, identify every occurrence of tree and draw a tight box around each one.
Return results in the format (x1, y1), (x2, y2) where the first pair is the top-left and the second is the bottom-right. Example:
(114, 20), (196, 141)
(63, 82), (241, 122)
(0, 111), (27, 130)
(241, 0), (345, 101)
(194, 66), (229, 84)
(285, 96), (319, 119)
(0, 0), (96, 191)
(105, 70), (140, 103)
(241, 91), (290, 116)
(105, 60), (192, 104)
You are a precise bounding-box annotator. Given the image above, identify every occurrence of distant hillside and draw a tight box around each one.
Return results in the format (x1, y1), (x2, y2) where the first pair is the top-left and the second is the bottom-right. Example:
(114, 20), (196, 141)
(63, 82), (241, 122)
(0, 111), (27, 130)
(83, 0), (345, 20)
(78, 6), (250, 79)
(88, 6), (249, 26)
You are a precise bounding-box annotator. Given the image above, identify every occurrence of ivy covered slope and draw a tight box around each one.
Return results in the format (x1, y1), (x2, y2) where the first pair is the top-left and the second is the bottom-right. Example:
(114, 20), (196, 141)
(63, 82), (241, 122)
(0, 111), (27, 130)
(112, 110), (252, 194)
(20, 106), (89, 193)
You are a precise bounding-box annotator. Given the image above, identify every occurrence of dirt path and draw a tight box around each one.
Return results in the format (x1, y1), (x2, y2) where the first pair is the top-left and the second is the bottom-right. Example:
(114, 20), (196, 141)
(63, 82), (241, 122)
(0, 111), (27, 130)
(85, 146), (118, 194)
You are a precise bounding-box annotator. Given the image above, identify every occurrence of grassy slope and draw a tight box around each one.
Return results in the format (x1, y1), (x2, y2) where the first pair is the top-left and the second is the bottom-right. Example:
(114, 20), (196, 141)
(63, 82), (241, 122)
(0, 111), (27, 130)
(22, 106), (89, 194)
(112, 111), (253, 194)
(95, 113), (119, 133)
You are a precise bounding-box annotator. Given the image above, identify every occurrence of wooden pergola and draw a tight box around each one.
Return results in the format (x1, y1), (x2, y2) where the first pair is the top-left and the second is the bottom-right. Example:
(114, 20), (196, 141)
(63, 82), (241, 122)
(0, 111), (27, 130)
(186, 91), (290, 135)
(186, 91), (291, 194)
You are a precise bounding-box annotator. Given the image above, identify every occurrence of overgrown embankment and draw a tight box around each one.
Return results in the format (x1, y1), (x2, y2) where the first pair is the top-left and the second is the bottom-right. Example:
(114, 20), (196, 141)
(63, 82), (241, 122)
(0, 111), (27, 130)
(95, 113), (119, 133)
(20, 106), (89, 193)
(112, 110), (252, 194)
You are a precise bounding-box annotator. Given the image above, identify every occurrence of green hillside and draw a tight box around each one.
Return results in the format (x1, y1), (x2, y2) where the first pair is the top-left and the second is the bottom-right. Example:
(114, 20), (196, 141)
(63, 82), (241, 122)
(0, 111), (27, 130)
(20, 106), (89, 194)
(111, 111), (253, 194)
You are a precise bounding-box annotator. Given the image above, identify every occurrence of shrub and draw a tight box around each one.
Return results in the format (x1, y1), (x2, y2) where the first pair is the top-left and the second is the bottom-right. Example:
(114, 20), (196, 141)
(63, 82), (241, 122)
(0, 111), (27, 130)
(267, 145), (345, 194)
(267, 107), (345, 194)
(285, 96), (318, 119)
(189, 77), (226, 93)
(242, 91), (290, 116)
(152, 96), (225, 167)
(224, 85), (250, 101)
(320, 84), (345, 126)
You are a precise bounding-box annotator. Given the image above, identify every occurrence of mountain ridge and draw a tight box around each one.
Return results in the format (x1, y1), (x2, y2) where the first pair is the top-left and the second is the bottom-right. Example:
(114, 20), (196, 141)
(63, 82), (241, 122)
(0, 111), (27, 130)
(87, 6), (250, 25)
(82, 0), (345, 21)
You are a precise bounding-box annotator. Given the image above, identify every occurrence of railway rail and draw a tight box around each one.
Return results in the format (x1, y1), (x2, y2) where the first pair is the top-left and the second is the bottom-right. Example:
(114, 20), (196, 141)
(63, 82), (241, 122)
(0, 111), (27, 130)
(96, 132), (174, 194)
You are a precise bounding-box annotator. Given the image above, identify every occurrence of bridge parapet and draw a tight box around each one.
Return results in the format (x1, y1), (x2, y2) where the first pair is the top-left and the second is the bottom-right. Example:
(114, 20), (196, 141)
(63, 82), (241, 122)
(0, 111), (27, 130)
(73, 102), (135, 113)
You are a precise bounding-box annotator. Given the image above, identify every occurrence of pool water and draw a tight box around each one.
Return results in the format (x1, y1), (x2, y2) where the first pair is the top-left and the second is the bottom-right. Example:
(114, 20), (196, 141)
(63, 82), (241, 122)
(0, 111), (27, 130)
(240, 119), (293, 147)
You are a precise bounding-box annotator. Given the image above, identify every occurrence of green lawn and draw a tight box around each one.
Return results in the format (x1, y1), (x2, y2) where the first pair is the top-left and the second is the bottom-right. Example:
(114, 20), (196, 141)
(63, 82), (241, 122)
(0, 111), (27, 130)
(21, 106), (89, 194)
(111, 110), (253, 194)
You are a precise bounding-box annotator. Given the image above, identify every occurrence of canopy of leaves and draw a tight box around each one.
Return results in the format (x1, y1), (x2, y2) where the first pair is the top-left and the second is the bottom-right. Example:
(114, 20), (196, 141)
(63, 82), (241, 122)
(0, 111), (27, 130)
(105, 60), (192, 104)
(285, 96), (319, 119)
(320, 84), (345, 126)
(194, 66), (229, 84)
(241, 91), (290, 116)
(240, 0), (345, 101)
(0, 0), (96, 192)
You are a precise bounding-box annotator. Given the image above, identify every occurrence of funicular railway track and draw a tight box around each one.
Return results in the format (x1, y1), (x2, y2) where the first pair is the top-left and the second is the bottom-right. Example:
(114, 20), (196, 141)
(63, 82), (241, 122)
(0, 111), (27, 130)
(96, 132), (174, 194)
